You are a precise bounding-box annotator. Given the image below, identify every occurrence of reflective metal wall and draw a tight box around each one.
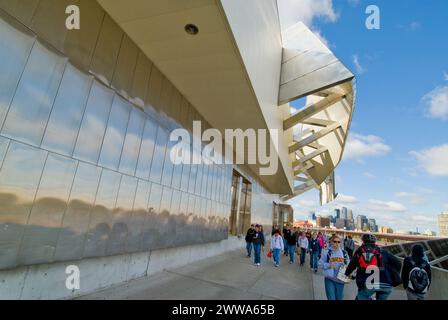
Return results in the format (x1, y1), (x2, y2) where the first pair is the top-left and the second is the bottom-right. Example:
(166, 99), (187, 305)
(0, 1), (276, 271)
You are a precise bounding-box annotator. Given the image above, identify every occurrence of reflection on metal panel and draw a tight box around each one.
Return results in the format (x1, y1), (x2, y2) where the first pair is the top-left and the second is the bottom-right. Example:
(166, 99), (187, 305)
(0, 0), (40, 26)
(141, 183), (162, 249)
(42, 64), (93, 156)
(0, 13), (35, 127)
(0, 4), (243, 270)
(135, 118), (158, 180)
(111, 35), (139, 99)
(126, 179), (150, 252)
(90, 15), (123, 86)
(149, 126), (168, 184)
(0, 142), (47, 269)
(73, 81), (114, 164)
(83, 169), (121, 258)
(2, 41), (67, 146)
(279, 22), (354, 105)
(0, 136), (10, 166)
(119, 108), (145, 176)
(18, 153), (77, 265)
(98, 95), (131, 170)
(54, 162), (101, 262)
(107, 175), (138, 256)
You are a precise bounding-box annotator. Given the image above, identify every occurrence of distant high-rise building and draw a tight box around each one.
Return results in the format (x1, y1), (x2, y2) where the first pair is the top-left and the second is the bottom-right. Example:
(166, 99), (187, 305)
(438, 212), (448, 237)
(356, 215), (367, 231)
(335, 218), (348, 229)
(309, 212), (317, 221)
(342, 207), (348, 220)
(334, 209), (341, 220)
(347, 209), (354, 221)
(368, 218), (378, 232)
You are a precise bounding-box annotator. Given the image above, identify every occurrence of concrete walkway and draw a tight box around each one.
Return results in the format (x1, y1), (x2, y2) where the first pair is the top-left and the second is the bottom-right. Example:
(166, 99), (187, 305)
(79, 248), (407, 300)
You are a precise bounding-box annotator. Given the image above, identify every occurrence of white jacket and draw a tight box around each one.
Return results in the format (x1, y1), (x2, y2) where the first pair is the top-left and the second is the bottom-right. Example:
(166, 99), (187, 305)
(298, 236), (309, 249)
(270, 235), (284, 250)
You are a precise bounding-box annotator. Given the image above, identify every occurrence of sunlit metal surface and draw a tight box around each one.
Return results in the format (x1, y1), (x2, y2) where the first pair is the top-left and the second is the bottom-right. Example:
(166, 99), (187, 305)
(0, 6), (234, 270)
(279, 22), (354, 105)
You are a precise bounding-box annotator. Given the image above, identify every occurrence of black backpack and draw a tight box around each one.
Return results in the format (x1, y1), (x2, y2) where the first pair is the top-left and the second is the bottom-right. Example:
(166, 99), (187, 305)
(408, 259), (430, 294)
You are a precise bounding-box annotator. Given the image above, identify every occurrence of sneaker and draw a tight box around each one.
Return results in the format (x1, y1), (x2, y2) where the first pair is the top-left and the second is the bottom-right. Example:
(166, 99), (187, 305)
(257, 263), (261, 266)
(289, 261), (293, 264)
(275, 264), (279, 268)
(314, 269), (318, 273)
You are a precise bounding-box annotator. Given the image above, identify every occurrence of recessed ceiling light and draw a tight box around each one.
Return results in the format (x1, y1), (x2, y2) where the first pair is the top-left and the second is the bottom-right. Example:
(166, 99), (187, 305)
(185, 24), (199, 35)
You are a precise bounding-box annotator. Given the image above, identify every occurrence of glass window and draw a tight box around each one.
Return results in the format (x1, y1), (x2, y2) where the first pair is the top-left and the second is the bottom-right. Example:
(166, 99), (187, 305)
(54, 162), (101, 262)
(135, 118), (158, 180)
(195, 163), (203, 196)
(119, 108), (145, 176)
(0, 141), (47, 269)
(201, 163), (209, 198)
(111, 35), (138, 99)
(18, 153), (77, 265)
(42, 64), (93, 156)
(73, 81), (114, 164)
(2, 41), (66, 146)
(149, 126), (168, 184)
(98, 95), (131, 171)
(0, 15), (35, 127)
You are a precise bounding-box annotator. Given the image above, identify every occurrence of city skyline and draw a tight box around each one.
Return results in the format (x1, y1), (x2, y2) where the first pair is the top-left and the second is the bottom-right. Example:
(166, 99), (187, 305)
(284, 0), (448, 233)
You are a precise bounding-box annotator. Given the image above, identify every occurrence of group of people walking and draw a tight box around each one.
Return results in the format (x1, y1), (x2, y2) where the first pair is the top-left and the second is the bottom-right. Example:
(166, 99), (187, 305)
(245, 224), (432, 300)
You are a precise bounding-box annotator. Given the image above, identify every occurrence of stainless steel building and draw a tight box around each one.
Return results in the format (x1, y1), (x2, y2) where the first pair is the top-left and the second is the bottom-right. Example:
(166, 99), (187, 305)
(0, 0), (355, 299)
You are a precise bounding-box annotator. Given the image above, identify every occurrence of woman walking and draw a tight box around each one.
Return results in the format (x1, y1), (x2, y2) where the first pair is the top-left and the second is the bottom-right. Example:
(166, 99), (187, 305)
(270, 230), (284, 267)
(318, 235), (350, 300)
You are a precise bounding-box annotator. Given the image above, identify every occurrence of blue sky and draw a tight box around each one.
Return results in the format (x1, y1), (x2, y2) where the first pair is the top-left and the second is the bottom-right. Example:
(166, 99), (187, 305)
(280, 0), (448, 233)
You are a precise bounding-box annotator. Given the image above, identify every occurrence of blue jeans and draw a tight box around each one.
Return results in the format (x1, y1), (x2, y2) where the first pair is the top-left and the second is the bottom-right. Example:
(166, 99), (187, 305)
(310, 251), (319, 270)
(273, 248), (281, 265)
(357, 285), (393, 300)
(246, 241), (253, 257)
(288, 244), (295, 262)
(253, 243), (262, 264)
(325, 278), (345, 300)
(300, 248), (307, 265)
(283, 239), (288, 254)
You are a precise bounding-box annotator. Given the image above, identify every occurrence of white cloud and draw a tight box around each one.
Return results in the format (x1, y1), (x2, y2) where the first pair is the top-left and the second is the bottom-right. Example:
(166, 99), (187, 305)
(367, 199), (407, 212)
(343, 133), (392, 161)
(411, 215), (437, 223)
(335, 194), (358, 204)
(363, 172), (376, 179)
(444, 72), (448, 81)
(395, 192), (425, 205)
(423, 86), (448, 120)
(278, 0), (338, 29)
(352, 55), (366, 75)
(410, 144), (448, 176)
(278, 0), (338, 46)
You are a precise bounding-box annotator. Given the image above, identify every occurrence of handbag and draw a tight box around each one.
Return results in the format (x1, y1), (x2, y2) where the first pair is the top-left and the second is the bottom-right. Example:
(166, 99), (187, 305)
(267, 250), (272, 258)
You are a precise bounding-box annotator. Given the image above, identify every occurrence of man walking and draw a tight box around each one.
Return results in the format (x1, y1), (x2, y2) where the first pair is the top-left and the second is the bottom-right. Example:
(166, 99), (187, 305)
(345, 234), (402, 300)
(401, 244), (431, 300)
(285, 226), (297, 264)
(309, 233), (320, 272)
(245, 224), (256, 258)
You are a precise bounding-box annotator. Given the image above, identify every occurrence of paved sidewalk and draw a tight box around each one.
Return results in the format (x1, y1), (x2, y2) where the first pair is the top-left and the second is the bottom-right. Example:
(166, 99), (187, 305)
(78, 248), (407, 300)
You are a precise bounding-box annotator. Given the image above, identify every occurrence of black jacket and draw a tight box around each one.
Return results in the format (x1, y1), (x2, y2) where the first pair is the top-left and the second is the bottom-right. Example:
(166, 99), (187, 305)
(284, 229), (296, 245)
(252, 231), (265, 246)
(345, 245), (402, 289)
(245, 228), (256, 242)
(401, 256), (432, 290)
